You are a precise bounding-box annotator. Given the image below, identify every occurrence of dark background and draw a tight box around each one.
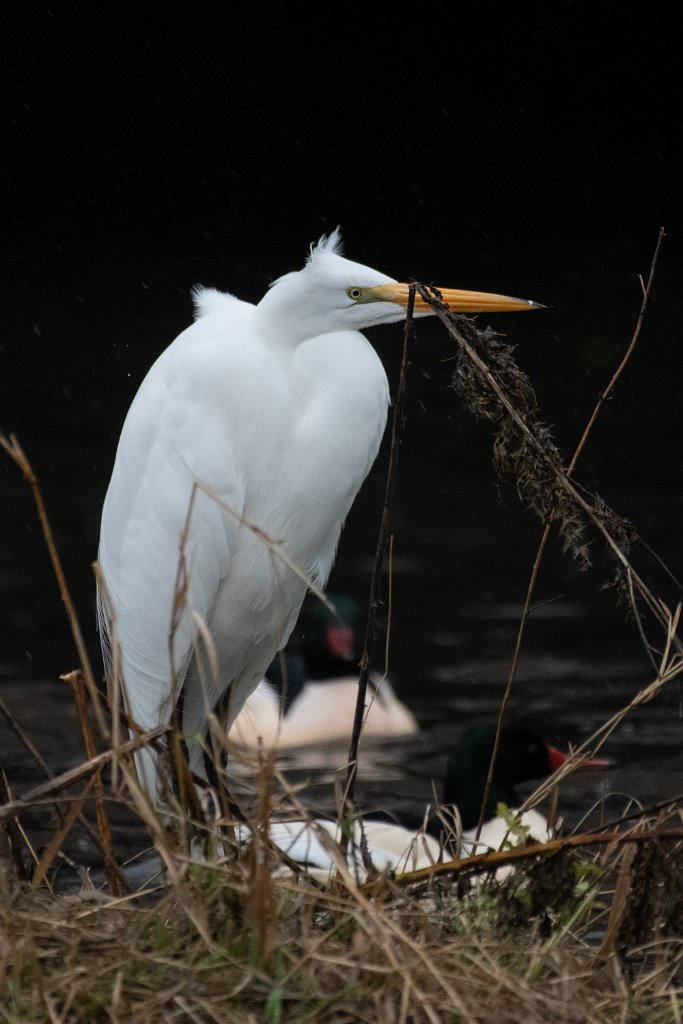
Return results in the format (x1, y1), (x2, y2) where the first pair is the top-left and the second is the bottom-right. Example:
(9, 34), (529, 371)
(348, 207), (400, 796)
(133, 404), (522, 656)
(2, 3), (682, 761)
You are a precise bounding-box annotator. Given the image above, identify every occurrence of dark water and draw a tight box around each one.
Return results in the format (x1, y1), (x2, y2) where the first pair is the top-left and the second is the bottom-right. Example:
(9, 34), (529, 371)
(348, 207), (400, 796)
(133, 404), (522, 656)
(1, 242), (682, 881)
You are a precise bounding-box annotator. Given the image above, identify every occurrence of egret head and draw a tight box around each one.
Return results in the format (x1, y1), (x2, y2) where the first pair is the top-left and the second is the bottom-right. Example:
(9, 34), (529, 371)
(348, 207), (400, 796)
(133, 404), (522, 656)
(255, 228), (541, 346)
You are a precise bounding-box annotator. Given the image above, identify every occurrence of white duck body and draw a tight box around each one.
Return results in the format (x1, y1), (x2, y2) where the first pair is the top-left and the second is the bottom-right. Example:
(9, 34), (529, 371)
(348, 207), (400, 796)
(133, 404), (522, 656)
(230, 673), (419, 748)
(239, 817), (443, 883)
(236, 808), (548, 885)
(230, 591), (419, 748)
(98, 237), (392, 796)
(236, 726), (606, 883)
(461, 807), (551, 856)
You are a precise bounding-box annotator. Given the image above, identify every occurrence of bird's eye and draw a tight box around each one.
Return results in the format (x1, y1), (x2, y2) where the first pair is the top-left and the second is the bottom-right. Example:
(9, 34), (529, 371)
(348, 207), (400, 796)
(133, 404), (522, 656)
(347, 287), (363, 301)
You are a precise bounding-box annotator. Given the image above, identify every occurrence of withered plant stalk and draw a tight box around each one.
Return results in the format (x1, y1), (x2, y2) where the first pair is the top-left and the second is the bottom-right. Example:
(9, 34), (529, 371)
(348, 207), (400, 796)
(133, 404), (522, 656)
(475, 227), (666, 838)
(0, 433), (107, 737)
(342, 285), (416, 820)
(414, 229), (675, 841)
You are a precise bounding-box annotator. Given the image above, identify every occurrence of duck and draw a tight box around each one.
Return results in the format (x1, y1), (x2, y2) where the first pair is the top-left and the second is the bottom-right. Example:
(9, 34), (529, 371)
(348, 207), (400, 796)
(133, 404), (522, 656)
(229, 593), (419, 748)
(237, 723), (610, 881)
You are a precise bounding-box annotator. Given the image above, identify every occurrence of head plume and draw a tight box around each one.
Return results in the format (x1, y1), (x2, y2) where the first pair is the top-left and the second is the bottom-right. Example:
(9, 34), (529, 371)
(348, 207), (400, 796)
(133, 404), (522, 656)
(307, 227), (344, 264)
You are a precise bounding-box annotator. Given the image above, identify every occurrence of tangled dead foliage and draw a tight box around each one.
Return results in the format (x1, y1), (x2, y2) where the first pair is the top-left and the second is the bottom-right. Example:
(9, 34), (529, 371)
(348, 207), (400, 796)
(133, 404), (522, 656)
(449, 315), (637, 576)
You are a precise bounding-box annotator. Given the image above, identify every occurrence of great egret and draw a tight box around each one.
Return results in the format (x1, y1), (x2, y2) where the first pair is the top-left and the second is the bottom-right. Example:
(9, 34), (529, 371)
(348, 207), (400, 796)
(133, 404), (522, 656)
(97, 229), (540, 801)
(230, 592), (419, 748)
(238, 724), (610, 882)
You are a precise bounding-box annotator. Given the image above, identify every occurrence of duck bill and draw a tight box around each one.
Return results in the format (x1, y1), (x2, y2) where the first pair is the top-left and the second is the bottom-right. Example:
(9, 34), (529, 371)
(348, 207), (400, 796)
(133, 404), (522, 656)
(369, 282), (543, 313)
(548, 745), (612, 773)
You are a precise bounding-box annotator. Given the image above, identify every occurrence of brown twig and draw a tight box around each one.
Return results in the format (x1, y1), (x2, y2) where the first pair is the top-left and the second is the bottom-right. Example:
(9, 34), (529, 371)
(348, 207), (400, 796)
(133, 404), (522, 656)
(342, 285), (416, 823)
(569, 227), (665, 476)
(0, 433), (108, 739)
(393, 825), (683, 887)
(63, 669), (123, 896)
(0, 769), (29, 881)
(414, 231), (674, 841)
(30, 778), (94, 889)
(0, 698), (55, 781)
(426, 302), (671, 632)
(0, 696), (128, 892)
(473, 227), (666, 839)
(0, 723), (170, 825)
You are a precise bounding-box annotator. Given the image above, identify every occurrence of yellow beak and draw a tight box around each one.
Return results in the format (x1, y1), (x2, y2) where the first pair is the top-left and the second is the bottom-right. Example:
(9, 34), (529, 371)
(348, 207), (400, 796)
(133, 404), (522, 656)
(368, 282), (543, 313)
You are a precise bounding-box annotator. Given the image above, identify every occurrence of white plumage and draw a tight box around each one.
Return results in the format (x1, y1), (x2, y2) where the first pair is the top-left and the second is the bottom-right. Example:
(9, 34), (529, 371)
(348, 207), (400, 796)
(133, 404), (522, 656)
(238, 809), (550, 884)
(97, 230), (539, 800)
(230, 674), (419, 749)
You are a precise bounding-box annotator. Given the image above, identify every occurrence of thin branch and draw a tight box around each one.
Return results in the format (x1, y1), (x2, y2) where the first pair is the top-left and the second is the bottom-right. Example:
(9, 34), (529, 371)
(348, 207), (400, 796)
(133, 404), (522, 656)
(342, 285), (416, 819)
(412, 233), (674, 844)
(473, 227), (666, 838)
(0, 769), (29, 881)
(0, 433), (108, 738)
(63, 669), (123, 896)
(0, 696), (129, 892)
(394, 825), (683, 887)
(568, 227), (665, 476)
(0, 723), (170, 825)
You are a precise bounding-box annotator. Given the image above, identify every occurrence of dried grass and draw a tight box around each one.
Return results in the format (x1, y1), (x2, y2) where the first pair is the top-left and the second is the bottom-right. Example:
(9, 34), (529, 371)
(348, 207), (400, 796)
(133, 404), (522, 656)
(0, 784), (680, 1024)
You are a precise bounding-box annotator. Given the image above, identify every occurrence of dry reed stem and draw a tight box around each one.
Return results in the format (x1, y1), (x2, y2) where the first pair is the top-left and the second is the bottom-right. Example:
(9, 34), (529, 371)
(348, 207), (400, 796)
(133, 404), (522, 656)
(394, 823), (683, 887)
(0, 698), (54, 781)
(0, 723), (169, 824)
(0, 769), (27, 882)
(343, 287), (416, 817)
(63, 669), (122, 896)
(474, 227), (667, 840)
(0, 432), (108, 739)
(0, 696), (131, 891)
(416, 230), (677, 845)
(0, 434), (127, 893)
(424, 292), (677, 647)
(520, 634), (682, 814)
(92, 563), (123, 791)
(29, 778), (94, 888)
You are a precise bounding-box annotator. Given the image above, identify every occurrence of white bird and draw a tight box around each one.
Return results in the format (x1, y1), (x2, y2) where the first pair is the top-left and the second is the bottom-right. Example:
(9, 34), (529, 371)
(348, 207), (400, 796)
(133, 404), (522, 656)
(97, 229), (540, 801)
(230, 592), (419, 748)
(243, 724), (610, 882)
